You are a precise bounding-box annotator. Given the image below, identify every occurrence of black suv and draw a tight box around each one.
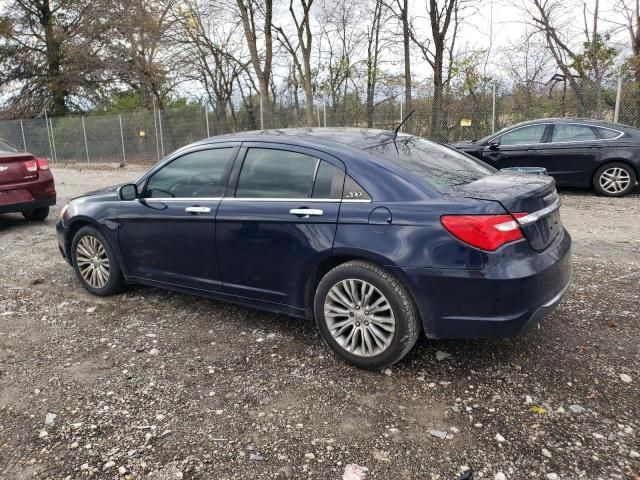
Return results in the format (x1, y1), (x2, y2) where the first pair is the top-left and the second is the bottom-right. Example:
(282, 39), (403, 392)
(451, 118), (640, 197)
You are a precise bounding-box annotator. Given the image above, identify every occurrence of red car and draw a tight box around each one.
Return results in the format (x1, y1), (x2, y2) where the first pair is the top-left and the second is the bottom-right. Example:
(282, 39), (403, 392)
(0, 139), (55, 221)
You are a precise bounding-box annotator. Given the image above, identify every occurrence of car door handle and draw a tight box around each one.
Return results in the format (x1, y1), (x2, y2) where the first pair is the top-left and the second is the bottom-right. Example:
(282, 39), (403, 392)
(290, 208), (323, 217)
(185, 206), (211, 213)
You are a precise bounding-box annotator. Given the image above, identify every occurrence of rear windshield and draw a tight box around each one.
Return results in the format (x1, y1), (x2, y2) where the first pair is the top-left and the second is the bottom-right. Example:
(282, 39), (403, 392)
(0, 139), (18, 153)
(366, 136), (493, 189)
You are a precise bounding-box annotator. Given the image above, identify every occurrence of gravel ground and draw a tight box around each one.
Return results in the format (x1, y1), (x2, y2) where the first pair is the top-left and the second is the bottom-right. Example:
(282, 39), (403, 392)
(0, 165), (638, 480)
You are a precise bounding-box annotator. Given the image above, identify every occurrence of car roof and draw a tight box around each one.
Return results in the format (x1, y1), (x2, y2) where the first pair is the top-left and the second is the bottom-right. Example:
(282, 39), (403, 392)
(506, 118), (635, 130)
(196, 127), (399, 150)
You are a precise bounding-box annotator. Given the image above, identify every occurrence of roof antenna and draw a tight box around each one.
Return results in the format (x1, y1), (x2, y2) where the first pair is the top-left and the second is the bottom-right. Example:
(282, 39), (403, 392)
(392, 109), (414, 153)
(393, 109), (414, 140)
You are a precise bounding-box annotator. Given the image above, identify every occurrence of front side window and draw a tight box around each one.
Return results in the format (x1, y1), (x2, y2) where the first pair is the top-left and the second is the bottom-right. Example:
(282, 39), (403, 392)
(552, 124), (597, 142)
(145, 148), (233, 198)
(498, 125), (547, 145)
(367, 137), (492, 189)
(236, 148), (343, 198)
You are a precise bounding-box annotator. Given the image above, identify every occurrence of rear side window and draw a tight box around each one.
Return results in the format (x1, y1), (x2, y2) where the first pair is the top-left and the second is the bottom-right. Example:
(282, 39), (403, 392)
(498, 125), (546, 145)
(312, 161), (345, 198)
(552, 124), (597, 142)
(236, 148), (346, 199)
(145, 148), (233, 198)
(367, 137), (492, 189)
(594, 127), (622, 139)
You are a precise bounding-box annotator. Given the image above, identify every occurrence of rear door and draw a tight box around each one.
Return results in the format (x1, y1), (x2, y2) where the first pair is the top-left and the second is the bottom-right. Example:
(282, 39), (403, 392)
(216, 143), (345, 309)
(117, 144), (238, 291)
(539, 123), (603, 187)
(482, 124), (550, 169)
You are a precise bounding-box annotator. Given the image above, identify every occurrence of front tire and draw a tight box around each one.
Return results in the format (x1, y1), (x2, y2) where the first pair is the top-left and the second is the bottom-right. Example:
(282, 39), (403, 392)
(314, 260), (420, 369)
(71, 225), (125, 296)
(22, 207), (49, 221)
(593, 162), (637, 197)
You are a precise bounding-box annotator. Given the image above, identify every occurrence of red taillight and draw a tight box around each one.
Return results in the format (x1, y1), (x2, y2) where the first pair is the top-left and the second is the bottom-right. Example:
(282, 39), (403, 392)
(36, 158), (50, 171)
(440, 213), (528, 251)
(24, 160), (38, 173)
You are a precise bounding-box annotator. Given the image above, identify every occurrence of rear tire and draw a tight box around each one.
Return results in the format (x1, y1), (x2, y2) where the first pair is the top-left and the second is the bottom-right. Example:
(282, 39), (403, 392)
(22, 207), (49, 221)
(314, 260), (420, 369)
(593, 162), (637, 197)
(71, 225), (125, 296)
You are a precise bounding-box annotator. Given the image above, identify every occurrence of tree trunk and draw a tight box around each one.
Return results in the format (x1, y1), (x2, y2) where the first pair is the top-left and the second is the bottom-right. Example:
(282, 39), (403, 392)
(40, 0), (66, 115)
(401, 0), (411, 111)
(431, 52), (444, 141)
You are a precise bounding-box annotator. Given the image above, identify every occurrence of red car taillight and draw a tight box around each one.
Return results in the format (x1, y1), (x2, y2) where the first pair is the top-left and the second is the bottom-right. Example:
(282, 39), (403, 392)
(24, 159), (38, 173)
(440, 213), (528, 251)
(36, 158), (50, 170)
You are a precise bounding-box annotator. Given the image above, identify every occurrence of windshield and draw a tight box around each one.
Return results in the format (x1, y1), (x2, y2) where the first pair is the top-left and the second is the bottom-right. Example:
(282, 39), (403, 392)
(366, 136), (494, 189)
(0, 139), (19, 153)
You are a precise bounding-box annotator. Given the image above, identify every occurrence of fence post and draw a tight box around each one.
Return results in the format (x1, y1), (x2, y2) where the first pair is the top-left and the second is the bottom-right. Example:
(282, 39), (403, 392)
(614, 67), (622, 123)
(49, 116), (58, 163)
(81, 116), (90, 164)
(44, 111), (54, 162)
(317, 106), (321, 127)
(20, 120), (27, 152)
(400, 97), (403, 132)
(119, 114), (127, 166)
(491, 83), (497, 133)
(323, 98), (327, 127)
(204, 104), (210, 137)
(158, 109), (165, 158)
(153, 99), (160, 162)
(260, 96), (264, 130)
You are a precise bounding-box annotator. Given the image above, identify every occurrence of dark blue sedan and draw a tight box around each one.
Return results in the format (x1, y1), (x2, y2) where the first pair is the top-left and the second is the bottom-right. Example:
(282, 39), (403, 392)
(57, 128), (572, 368)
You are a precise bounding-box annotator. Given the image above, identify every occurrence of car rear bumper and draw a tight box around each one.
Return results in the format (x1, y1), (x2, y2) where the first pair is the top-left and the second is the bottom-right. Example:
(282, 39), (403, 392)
(0, 172), (56, 214)
(0, 195), (56, 214)
(396, 228), (572, 339)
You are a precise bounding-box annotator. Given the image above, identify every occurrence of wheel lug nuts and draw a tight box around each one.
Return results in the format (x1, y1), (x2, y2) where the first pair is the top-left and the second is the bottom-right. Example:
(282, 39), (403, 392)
(349, 312), (354, 317)
(364, 311), (369, 315)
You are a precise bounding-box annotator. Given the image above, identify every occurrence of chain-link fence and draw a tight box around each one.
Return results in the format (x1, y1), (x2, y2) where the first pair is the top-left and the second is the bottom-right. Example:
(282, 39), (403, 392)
(1, 81), (638, 165)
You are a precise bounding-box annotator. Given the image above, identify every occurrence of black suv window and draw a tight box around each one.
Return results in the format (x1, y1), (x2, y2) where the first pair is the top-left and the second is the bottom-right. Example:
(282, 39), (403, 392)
(499, 124), (546, 145)
(236, 148), (344, 199)
(145, 148), (233, 198)
(367, 137), (492, 189)
(552, 124), (597, 142)
(595, 127), (621, 139)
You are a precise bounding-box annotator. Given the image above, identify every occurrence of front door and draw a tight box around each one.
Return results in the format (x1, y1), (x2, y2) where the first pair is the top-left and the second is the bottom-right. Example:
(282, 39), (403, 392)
(482, 123), (550, 169)
(216, 144), (345, 310)
(117, 145), (238, 292)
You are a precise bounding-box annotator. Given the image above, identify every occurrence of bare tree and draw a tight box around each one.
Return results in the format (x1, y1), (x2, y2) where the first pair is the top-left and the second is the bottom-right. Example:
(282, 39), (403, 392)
(236, 0), (274, 128)
(103, 0), (178, 109)
(275, 0), (316, 126)
(410, 0), (466, 140)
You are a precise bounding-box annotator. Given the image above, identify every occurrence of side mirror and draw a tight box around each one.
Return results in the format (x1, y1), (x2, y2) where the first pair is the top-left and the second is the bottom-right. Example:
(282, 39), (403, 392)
(487, 141), (500, 150)
(118, 183), (139, 201)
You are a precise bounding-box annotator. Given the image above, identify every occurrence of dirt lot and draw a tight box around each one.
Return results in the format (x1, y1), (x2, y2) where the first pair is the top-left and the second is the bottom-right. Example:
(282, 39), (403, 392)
(1, 166), (639, 480)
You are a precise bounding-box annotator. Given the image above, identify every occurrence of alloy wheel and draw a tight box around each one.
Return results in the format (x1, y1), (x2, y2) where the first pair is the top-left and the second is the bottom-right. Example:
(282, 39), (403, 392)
(76, 235), (110, 289)
(324, 279), (396, 357)
(599, 167), (631, 194)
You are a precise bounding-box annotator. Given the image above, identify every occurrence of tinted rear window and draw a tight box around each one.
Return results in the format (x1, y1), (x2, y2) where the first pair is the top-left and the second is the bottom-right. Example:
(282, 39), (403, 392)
(0, 139), (18, 153)
(367, 137), (493, 189)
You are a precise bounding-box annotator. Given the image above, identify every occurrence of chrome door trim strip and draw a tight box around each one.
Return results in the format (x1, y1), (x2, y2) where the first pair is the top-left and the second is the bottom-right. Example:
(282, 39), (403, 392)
(516, 198), (561, 226)
(139, 197), (372, 203)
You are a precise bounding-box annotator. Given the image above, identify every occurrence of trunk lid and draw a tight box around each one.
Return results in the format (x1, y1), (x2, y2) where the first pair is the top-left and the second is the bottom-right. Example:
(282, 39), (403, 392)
(448, 173), (562, 251)
(0, 153), (38, 186)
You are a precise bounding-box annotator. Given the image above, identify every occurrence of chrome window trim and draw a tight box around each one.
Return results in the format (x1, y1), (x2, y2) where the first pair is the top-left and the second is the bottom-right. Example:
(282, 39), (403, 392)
(516, 198), (561, 226)
(490, 123), (551, 147)
(547, 122), (624, 144)
(143, 197), (223, 202)
(139, 197), (371, 203)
